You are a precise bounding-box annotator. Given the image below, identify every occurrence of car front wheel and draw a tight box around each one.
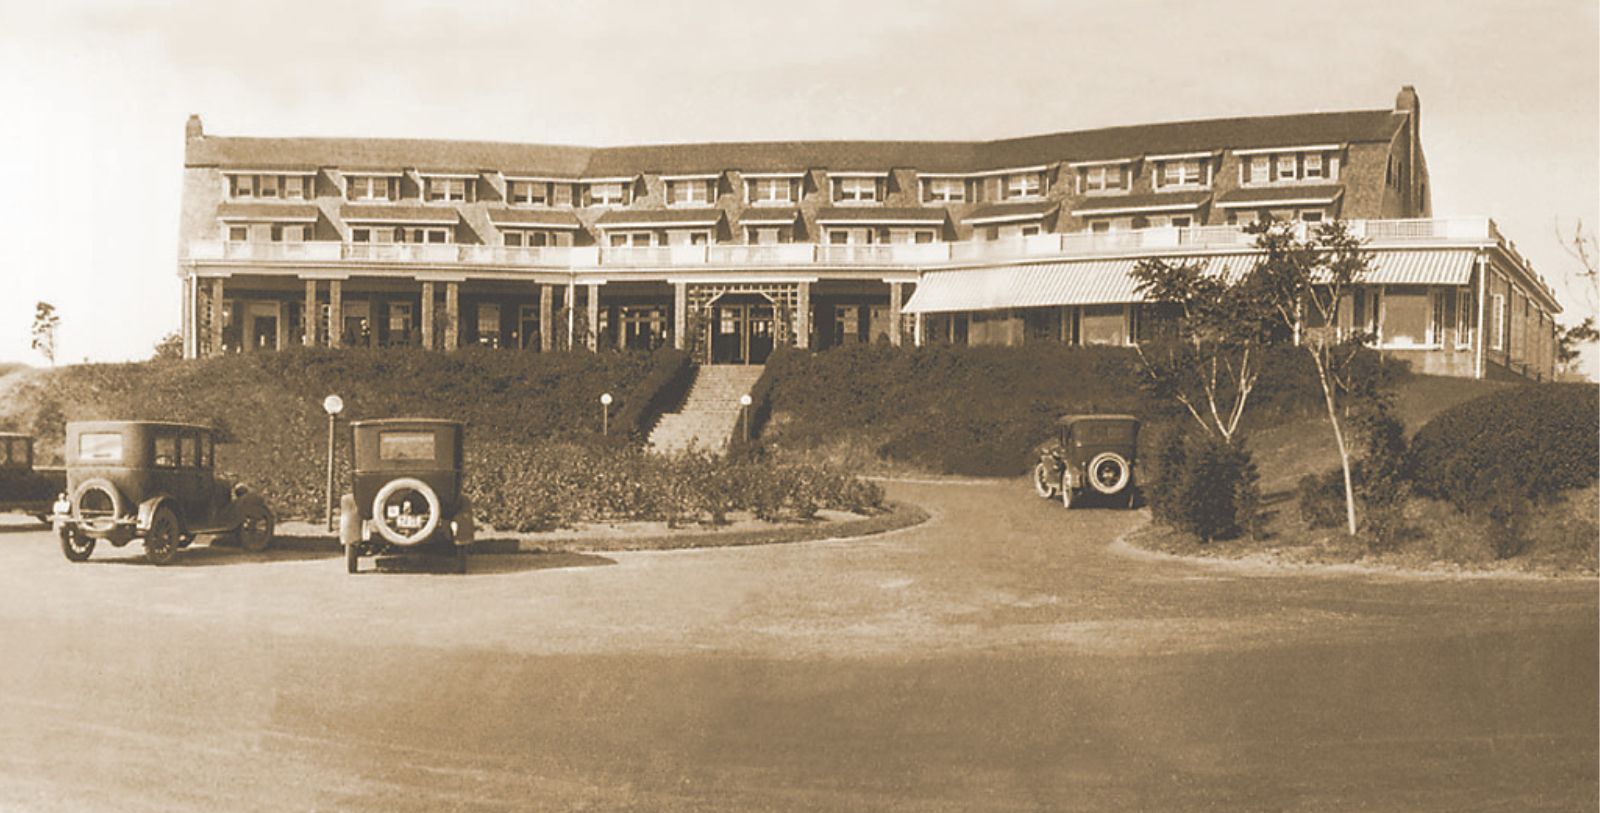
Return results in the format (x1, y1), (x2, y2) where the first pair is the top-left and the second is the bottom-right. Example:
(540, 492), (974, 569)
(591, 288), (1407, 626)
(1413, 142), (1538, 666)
(143, 507), (180, 566)
(238, 506), (274, 553)
(59, 527), (94, 562)
(1033, 462), (1059, 498)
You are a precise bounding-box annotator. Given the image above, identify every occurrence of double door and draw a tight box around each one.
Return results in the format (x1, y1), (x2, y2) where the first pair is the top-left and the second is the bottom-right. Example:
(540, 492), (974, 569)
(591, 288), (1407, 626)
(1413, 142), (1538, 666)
(710, 300), (775, 364)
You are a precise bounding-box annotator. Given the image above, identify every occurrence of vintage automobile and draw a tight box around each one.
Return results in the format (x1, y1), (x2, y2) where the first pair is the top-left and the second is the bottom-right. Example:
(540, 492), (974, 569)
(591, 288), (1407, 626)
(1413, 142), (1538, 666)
(0, 432), (65, 524)
(51, 421), (275, 564)
(339, 418), (474, 574)
(1032, 414), (1140, 509)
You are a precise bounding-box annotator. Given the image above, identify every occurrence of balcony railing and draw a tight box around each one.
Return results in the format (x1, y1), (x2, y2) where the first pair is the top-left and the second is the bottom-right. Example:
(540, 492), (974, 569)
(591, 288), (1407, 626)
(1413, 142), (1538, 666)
(187, 216), (1509, 272)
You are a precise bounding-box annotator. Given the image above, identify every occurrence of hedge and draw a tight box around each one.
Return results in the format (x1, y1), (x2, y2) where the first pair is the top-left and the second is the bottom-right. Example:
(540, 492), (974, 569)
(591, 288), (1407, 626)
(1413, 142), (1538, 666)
(1410, 383), (1599, 511)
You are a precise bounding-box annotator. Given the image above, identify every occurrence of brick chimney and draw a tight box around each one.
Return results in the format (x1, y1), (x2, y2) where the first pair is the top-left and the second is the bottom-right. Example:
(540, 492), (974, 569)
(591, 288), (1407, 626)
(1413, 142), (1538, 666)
(1394, 86), (1421, 212)
(185, 114), (203, 140)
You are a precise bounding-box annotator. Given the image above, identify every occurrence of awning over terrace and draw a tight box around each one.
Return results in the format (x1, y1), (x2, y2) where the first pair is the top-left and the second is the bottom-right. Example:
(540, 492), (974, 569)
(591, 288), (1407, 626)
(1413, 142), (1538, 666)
(901, 249), (1478, 314)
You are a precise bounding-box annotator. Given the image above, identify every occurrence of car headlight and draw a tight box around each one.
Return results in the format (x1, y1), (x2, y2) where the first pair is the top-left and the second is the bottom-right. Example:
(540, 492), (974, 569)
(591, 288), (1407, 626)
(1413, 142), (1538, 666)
(52, 494), (70, 516)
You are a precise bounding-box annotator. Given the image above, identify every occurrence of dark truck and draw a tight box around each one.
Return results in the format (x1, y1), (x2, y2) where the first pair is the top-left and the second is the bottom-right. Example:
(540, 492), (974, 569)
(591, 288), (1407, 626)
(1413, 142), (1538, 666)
(339, 419), (475, 574)
(1032, 414), (1140, 509)
(0, 433), (65, 524)
(52, 421), (275, 564)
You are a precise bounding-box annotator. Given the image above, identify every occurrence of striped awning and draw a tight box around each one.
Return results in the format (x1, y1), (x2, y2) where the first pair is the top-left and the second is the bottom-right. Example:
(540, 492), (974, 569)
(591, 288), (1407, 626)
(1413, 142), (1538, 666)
(902, 249), (1477, 315)
(1364, 249), (1476, 285)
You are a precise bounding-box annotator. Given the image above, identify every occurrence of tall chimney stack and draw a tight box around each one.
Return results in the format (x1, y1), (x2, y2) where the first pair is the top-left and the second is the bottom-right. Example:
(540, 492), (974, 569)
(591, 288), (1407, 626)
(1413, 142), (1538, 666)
(185, 114), (204, 140)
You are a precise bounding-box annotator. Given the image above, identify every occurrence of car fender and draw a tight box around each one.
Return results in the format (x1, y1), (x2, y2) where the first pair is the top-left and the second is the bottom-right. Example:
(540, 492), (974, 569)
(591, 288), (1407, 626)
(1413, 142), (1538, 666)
(451, 496), (475, 546)
(338, 494), (365, 546)
(136, 494), (181, 535)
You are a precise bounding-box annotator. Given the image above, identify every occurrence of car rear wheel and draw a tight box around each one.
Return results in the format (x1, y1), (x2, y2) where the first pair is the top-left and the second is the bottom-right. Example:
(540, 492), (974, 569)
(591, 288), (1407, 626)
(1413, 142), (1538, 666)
(1033, 463), (1058, 498)
(59, 527), (94, 562)
(238, 506), (274, 553)
(143, 507), (180, 566)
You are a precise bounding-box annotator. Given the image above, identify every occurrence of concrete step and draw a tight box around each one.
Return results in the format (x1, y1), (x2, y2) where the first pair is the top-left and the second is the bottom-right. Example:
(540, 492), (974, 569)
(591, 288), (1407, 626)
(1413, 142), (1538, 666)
(648, 364), (764, 455)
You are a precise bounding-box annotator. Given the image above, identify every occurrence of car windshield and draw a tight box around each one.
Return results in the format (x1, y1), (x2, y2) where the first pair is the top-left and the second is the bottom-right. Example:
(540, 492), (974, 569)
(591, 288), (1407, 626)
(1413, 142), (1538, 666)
(79, 433), (123, 463)
(379, 431), (436, 462)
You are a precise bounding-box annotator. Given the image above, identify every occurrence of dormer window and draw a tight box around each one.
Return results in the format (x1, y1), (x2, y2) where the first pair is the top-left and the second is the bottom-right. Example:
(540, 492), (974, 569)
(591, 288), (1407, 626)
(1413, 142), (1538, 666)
(832, 175), (883, 203)
(1077, 163), (1129, 194)
(1237, 146), (1342, 185)
(509, 180), (549, 206)
(921, 177), (966, 203)
(1304, 153), (1325, 179)
(584, 180), (631, 207)
(423, 176), (473, 203)
(228, 172), (315, 200)
(345, 175), (396, 202)
(1004, 171), (1044, 200)
(1155, 157), (1209, 189)
(1276, 154), (1298, 181)
(666, 177), (715, 206)
(746, 175), (800, 205)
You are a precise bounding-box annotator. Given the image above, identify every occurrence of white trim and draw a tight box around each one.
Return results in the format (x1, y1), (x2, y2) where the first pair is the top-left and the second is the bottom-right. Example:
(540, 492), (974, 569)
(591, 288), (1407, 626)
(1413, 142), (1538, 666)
(337, 170), (405, 177)
(414, 171), (480, 179)
(815, 218), (944, 226)
(1144, 150), (1220, 162)
(342, 215), (459, 225)
(951, 164), (1050, 179)
(1231, 143), (1345, 156)
(598, 219), (719, 230)
(503, 175), (579, 183)
(579, 176), (637, 183)
(1216, 194), (1342, 209)
(1070, 200), (1205, 216)
(1065, 157), (1137, 168)
(737, 171), (807, 179)
(963, 212), (1051, 226)
(738, 214), (800, 226)
(217, 213), (317, 223)
(658, 172), (720, 181)
(825, 170), (891, 178)
(223, 169), (318, 177)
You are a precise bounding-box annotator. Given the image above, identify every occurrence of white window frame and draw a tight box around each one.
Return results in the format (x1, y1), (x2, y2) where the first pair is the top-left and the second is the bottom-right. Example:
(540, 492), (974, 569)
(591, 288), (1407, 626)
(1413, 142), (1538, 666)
(1276, 154), (1298, 182)
(1455, 288), (1474, 349)
(1004, 172), (1042, 200)
(923, 177), (966, 203)
(668, 179), (712, 206)
(1304, 153), (1325, 180)
(588, 182), (626, 207)
(1426, 289), (1448, 347)
(834, 176), (879, 203)
(230, 174), (255, 199)
(1081, 164), (1126, 194)
(346, 175), (391, 202)
(1161, 159), (1205, 188)
(1492, 292), (1506, 350)
(227, 225), (249, 242)
(747, 176), (795, 205)
(425, 177), (469, 203)
(509, 180), (551, 207)
(1299, 209), (1324, 223)
(1246, 156), (1270, 186)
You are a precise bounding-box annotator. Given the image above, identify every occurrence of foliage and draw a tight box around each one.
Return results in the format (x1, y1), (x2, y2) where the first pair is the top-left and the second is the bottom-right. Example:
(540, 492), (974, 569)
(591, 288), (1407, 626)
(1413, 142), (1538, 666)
(610, 348), (692, 439)
(1557, 316), (1599, 371)
(1410, 383), (1599, 511)
(1147, 427), (1261, 542)
(1294, 396), (1413, 547)
(151, 331), (184, 362)
(31, 301), (59, 367)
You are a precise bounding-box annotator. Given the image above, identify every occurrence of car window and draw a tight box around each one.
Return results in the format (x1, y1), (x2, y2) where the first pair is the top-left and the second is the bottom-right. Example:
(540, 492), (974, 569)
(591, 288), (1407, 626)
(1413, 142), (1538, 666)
(79, 433), (123, 463)
(15, 439), (30, 467)
(179, 435), (197, 468)
(379, 431), (436, 462)
(200, 434), (213, 468)
(153, 434), (178, 468)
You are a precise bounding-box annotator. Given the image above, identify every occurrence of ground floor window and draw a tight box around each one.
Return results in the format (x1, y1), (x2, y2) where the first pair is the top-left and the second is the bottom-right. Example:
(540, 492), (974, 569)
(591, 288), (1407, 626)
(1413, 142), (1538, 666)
(1455, 288), (1474, 349)
(620, 306), (668, 350)
(475, 303), (502, 348)
(519, 305), (541, 350)
(386, 302), (414, 346)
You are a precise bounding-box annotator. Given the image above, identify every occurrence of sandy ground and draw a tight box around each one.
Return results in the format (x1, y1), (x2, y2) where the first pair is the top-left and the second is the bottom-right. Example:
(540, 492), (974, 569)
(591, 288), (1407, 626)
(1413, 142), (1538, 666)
(0, 479), (1593, 811)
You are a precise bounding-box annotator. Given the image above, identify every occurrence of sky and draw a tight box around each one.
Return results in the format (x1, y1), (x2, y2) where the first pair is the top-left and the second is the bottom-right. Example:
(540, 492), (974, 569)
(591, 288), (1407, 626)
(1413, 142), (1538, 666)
(0, 0), (1596, 374)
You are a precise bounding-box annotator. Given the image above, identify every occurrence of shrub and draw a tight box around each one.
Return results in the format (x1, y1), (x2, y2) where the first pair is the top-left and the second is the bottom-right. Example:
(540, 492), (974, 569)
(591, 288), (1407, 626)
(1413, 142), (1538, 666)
(1148, 430), (1261, 542)
(1410, 383), (1599, 511)
(1295, 396), (1414, 547)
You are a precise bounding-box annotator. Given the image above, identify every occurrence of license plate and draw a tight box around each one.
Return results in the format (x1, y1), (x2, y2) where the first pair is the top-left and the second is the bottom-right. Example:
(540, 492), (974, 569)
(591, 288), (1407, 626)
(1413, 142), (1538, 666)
(396, 514), (425, 529)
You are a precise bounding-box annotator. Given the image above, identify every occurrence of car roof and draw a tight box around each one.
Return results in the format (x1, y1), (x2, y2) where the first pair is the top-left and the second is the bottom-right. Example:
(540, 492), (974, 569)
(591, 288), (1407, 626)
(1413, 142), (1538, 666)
(1056, 414), (1140, 426)
(350, 418), (464, 428)
(67, 420), (213, 432)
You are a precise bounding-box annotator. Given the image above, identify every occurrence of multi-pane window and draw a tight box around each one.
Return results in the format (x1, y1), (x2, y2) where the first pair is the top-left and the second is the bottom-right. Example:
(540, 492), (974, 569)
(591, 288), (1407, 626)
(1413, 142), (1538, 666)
(1242, 151), (1336, 184)
(1455, 289), (1474, 348)
(346, 175), (394, 202)
(587, 182), (628, 206)
(1080, 164), (1126, 193)
(921, 177), (966, 203)
(833, 176), (880, 203)
(748, 226), (790, 245)
(1276, 154), (1298, 181)
(747, 176), (798, 204)
(1003, 172), (1044, 199)
(270, 224), (310, 242)
(508, 180), (552, 206)
(229, 173), (313, 199)
(228, 225), (249, 242)
(1159, 159), (1205, 188)
(1304, 153), (1325, 179)
(1492, 292), (1506, 350)
(388, 303), (414, 345)
(400, 227), (451, 244)
(476, 303), (501, 348)
(667, 178), (715, 205)
(1248, 156), (1270, 185)
(424, 177), (471, 202)
(503, 229), (556, 248)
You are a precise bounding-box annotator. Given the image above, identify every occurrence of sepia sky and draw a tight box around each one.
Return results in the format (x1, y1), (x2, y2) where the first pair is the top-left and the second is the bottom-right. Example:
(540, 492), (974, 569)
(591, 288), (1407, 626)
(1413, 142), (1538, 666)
(0, 0), (1595, 373)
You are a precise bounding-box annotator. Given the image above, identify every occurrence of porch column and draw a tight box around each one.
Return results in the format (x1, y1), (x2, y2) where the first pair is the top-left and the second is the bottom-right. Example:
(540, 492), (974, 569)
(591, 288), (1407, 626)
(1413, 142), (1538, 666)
(796, 281), (811, 349)
(208, 277), (225, 358)
(328, 279), (343, 348)
(180, 277), (194, 359)
(444, 282), (459, 350)
(539, 284), (554, 352)
(585, 283), (600, 351)
(275, 302), (289, 350)
(673, 282), (687, 351)
(420, 281), (435, 350)
(565, 281), (576, 350)
(914, 312), (925, 347)
(303, 279), (318, 346)
(888, 282), (904, 347)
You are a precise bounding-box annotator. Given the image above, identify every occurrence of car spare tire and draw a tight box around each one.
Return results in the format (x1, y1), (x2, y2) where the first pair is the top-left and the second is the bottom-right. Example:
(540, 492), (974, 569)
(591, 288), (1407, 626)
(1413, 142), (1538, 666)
(70, 478), (125, 535)
(1087, 452), (1130, 495)
(370, 477), (442, 546)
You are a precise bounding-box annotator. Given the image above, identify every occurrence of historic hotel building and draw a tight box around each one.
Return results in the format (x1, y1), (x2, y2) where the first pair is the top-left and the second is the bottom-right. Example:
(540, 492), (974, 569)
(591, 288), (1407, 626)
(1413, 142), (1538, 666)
(179, 86), (1561, 380)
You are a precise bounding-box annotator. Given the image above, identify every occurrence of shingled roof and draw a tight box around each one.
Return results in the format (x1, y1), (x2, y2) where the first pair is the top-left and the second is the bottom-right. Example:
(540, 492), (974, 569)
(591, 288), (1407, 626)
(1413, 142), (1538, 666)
(185, 109), (1406, 178)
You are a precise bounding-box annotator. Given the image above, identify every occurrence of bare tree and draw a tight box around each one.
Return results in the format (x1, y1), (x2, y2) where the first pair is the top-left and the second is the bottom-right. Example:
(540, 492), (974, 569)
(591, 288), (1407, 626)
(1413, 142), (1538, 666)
(1555, 218), (1599, 375)
(1249, 220), (1375, 536)
(30, 301), (60, 367)
(1130, 256), (1275, 444)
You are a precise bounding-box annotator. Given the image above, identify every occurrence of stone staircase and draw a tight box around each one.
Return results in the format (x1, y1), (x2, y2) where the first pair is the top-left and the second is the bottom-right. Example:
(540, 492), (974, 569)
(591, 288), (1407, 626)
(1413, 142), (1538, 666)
(647, 364), (765, 455)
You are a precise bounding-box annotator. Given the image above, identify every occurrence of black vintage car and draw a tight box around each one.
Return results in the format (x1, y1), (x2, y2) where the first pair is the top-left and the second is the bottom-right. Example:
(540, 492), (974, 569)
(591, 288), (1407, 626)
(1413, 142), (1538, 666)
(1033, 414), (1140, 509)
(52, 421), (275, 564)
(339, 419), (475, 574)
(0, 432), (65, 524)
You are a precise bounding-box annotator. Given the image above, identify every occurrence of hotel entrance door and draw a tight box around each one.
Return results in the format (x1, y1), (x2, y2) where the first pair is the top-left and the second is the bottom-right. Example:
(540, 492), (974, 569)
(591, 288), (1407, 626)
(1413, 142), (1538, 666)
(709, 295), (775, 364)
